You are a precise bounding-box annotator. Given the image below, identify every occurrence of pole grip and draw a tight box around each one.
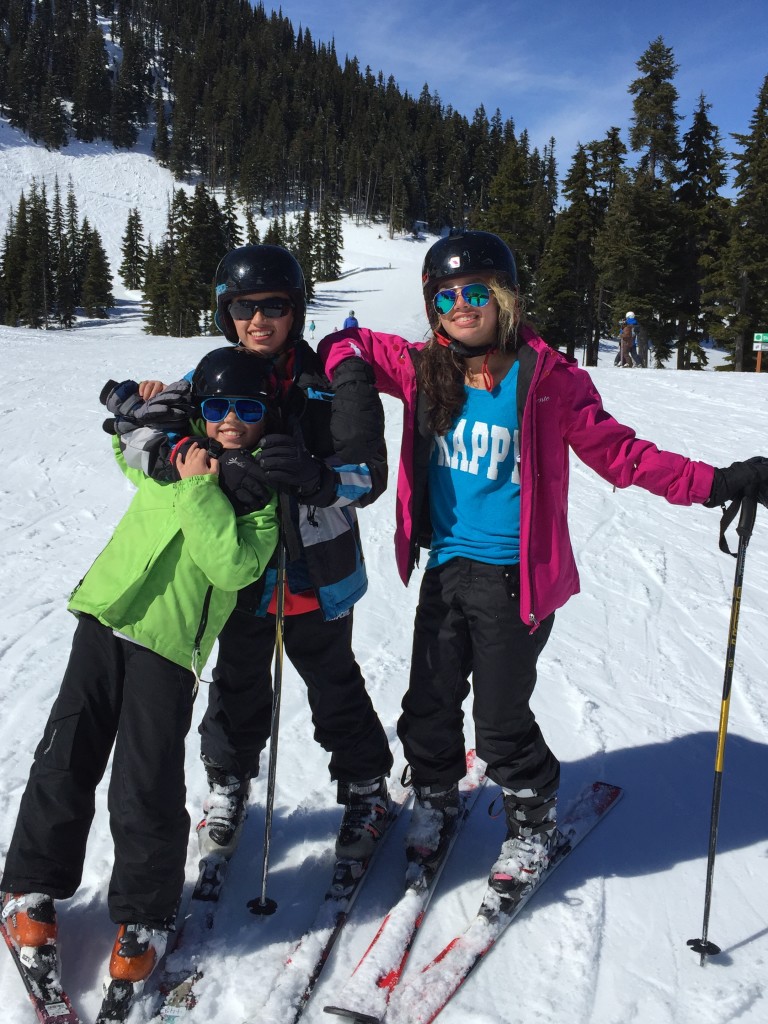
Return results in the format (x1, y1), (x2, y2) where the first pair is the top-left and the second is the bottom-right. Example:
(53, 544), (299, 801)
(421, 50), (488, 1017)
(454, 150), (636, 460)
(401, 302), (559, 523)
(737, 493), (757, 543)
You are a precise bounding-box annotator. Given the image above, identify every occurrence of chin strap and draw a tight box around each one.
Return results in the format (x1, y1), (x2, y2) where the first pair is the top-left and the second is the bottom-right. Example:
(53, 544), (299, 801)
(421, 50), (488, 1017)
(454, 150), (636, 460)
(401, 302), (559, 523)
(480, 350), (495, 391)
(434, 331), (498, 390)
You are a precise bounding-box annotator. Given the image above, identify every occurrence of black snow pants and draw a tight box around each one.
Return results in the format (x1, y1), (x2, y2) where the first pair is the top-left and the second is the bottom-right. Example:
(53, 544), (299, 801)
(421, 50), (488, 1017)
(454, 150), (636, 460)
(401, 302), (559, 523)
(198, 606), (393, 788)
(397, 558), (559, 795)
(1, 615), (196, 928)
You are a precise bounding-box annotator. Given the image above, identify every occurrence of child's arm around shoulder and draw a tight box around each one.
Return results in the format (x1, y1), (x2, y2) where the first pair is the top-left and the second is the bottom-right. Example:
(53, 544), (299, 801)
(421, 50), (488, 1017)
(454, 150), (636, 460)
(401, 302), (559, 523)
(318, 327), (420, 401)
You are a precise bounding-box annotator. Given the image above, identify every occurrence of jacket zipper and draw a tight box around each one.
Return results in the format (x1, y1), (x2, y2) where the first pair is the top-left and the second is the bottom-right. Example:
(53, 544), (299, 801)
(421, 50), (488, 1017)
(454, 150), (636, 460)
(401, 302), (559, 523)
(191, 585), (214, 693)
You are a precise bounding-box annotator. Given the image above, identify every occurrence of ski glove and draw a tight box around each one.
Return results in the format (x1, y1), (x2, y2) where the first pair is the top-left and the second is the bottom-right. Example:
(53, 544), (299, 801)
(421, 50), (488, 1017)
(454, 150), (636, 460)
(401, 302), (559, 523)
(704, 456), (768, 509)
(330, 357), (385, 464)
(255, 433), (337, 506)
(168, 439), (270, 514)
(216, 449), (273, 516)
(100, 378), (194, 433)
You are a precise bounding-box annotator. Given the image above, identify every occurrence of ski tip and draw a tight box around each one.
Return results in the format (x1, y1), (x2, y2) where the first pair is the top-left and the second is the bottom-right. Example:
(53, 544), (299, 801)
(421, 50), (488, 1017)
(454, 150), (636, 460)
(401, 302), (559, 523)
(323, 1007), (381, 1023)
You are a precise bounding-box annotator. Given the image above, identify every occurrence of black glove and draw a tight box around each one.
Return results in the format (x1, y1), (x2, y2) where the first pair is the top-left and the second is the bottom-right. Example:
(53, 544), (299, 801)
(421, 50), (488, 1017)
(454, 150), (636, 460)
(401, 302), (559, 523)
(256, 433), (337, 506)
(169, 436), (222, 472)
(330, 357), (385, 464)
(217, 449), (273, 515)
(704, 456), (768, 508)
(100, 378), (194, 432)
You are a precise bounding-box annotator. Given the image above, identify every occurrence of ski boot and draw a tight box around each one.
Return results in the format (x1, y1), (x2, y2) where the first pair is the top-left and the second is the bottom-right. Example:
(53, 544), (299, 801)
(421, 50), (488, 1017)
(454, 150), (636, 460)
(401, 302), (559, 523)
(335, 776), (392, 860)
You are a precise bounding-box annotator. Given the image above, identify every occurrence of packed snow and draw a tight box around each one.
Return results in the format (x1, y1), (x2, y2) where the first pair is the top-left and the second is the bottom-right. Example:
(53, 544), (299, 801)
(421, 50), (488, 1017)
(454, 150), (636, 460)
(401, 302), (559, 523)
(1, 119), (768, 1024)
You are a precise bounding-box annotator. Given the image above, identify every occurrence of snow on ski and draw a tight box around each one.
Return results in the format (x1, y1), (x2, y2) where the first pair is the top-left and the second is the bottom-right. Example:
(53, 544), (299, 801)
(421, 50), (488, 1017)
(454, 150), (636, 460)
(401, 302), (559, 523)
(324, 751), (487, 1024)
(255, 783), (412, 1024)
(144, 854), (229, 1022)
(1, 918), (82, 1024)
(385, 781), (623, 1024)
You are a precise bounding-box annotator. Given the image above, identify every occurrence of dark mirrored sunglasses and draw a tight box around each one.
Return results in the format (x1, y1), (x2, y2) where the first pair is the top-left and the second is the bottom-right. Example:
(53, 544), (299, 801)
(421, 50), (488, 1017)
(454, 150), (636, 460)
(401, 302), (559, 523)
(229, 298), (293, 320)
(200, 397), (267, 424)
(433, 282), (492, 316)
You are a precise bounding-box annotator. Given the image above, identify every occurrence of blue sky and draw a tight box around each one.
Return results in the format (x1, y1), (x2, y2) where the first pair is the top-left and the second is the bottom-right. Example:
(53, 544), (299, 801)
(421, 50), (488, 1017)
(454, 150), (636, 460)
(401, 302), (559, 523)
(270, 0), (766, 186)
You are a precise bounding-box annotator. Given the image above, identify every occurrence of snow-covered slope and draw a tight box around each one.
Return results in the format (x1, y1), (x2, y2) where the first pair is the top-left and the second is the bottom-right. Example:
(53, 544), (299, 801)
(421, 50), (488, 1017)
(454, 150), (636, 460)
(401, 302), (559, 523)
(1, 126), (768, 1024)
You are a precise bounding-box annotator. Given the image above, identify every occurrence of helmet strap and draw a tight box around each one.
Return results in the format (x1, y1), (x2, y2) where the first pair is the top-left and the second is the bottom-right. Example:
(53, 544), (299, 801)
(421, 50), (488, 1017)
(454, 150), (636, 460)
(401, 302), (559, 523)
(435, 329), (497, 360)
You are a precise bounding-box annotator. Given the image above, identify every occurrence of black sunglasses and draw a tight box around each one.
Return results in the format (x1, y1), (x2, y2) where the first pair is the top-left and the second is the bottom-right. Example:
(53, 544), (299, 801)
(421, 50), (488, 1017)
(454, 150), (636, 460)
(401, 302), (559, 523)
(229, 298), (294, 321)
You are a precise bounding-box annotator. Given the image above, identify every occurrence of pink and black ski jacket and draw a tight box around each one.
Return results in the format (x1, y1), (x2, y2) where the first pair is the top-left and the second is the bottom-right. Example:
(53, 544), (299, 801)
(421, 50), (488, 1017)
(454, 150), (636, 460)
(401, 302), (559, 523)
(319, 325), (715, 627)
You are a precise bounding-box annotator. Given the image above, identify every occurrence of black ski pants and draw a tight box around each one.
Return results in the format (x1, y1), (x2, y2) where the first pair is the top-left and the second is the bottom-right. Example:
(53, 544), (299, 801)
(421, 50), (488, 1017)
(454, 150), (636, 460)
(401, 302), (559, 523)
(198, 606), (393, 788)
(397, 558), (559, 795)
(1, 615), (196, 928)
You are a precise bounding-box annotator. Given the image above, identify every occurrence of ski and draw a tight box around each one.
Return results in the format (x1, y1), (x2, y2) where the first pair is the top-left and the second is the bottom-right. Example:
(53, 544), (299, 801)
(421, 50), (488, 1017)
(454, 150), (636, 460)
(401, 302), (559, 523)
(0, 918), (82, 1024)
(385, 780), (623, 1024)
(324, 751), (487, 1023)
(255, 783), (412, 1024)
(143, 854), (229, 1023)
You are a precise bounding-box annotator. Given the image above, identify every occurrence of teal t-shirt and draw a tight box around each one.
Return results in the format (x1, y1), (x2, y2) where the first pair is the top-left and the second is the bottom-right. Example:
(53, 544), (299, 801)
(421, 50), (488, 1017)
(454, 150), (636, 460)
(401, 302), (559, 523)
(427, 361), (521, 568)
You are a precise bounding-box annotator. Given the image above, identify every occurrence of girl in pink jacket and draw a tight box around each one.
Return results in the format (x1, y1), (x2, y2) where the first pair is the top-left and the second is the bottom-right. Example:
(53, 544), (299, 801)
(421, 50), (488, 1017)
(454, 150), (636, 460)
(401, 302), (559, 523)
(319, 229), (768, 901)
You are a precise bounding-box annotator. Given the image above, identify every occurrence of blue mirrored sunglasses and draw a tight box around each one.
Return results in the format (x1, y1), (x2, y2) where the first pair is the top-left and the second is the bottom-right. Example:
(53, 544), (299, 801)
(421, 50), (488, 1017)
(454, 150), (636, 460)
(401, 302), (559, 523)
(200, 397), (266, 424)
(433, 282), (492, 316)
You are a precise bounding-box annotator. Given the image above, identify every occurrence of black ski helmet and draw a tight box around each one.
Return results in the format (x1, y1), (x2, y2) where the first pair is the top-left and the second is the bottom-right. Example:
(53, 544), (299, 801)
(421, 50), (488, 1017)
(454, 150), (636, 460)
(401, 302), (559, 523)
(422, 230), (518, 325)
(191, 346), (280, 404)
(214, 244), (306, 344)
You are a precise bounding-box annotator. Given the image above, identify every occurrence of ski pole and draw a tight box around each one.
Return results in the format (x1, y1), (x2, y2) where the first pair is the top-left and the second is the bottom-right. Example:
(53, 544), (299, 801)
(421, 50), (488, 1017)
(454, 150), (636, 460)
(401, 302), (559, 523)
(687, 493), (758, 965)
(247, 534), (287, 916)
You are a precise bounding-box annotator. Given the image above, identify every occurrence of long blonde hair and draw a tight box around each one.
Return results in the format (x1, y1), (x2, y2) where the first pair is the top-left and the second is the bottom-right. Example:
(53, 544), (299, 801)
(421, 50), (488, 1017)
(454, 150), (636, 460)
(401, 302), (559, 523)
(418, 277), (522, 435)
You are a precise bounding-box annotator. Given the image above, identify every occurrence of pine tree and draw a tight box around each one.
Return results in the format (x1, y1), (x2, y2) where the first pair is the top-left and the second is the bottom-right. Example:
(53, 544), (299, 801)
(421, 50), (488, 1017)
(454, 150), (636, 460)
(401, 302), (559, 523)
(294, 204), (315, 301)
(72, 28), (112, 142)
(221, 185), (243, 250)
(536, 146), (596, 358)
(143, 242), (171, 335)
(673, 95), (730, 368)
(1, 197), (29, 326)
(315, 195), (342, 280)
(50, 178), (76, 327)
(628, 36), (682, 182)
(65, 182), (85, 301)
(153, 82), (170, 164)
(81, 226), (114, 318)
(20, 182), (54, 328)
(119, 208), (147, 290)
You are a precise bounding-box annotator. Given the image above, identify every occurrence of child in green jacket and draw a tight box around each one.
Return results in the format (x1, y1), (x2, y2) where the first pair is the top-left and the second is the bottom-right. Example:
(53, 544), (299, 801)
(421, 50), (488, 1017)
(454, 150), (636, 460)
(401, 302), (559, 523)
(0, 347), (278, 1013)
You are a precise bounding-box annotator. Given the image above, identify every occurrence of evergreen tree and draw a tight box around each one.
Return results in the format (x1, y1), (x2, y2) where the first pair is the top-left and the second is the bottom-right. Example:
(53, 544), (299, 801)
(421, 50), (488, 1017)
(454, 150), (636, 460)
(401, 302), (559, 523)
(221, 185), (243, 250)
(294, 204), (315, 301)
(50, 178), (76, 326)
(263, 218), (284, 246)
(20, 182), (54, 328)
(673, 95), (730, 368)
(536, 146), (596, 358)
(119, 208), (147, 290)
(65, 182), (85, 300)
(81, 226), (114, 318)
(143, 242), (171, 336)
(704, 73), (768, 371)
(1, 197), (29, 326)
(109, 27), (148, 148)
(315, 195), (343, 281)
(72, 29), (112, 142)
(153, 82), (170, 164)
(628, 36), (682, 182)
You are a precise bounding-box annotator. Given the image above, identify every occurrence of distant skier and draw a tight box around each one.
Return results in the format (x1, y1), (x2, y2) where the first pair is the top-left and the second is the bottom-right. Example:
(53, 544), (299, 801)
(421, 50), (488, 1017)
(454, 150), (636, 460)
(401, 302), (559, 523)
(343, 309), (359, 328)
(308, 318), (316, 340)
(0, 349), (278, 1010)
(619, 313), (638, 367)
(319, 229), (768, 904)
